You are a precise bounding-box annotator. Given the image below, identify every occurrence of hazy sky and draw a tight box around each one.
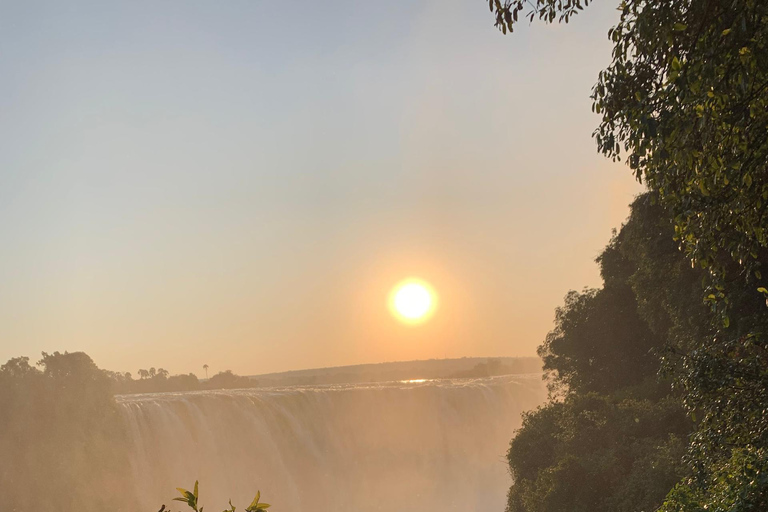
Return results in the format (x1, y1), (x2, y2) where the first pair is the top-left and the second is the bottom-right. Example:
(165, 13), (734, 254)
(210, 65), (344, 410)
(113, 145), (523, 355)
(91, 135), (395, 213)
(0, 0), (643, 376)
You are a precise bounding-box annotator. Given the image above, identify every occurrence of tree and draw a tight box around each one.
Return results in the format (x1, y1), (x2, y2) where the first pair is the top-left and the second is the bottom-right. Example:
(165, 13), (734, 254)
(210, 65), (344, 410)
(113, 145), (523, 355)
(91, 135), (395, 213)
(488, 3), (768, 509)
(157, 368), (169, 379)
(138, 368), (149, 380)
(0, 352), (134, 512)
(507, 395), (689, 512)
(149, 367), (157, 378)
(490, 0), (768, 313)
(203, 364), (209, 379)
(538, 285), (657, 396)
(205, 370), (253, 390)
(0, 356), (37, 377)
(506, 194), (694, 512)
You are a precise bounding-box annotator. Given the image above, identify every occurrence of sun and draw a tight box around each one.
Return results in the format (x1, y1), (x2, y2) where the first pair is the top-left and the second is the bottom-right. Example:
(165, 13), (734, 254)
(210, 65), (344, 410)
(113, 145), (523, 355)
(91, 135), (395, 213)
(389, 279), (437, 324)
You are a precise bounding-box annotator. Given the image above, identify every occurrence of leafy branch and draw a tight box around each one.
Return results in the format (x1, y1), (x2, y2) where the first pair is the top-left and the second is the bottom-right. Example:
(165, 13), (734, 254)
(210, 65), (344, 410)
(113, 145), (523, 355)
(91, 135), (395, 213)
(160, 481), (271, 512)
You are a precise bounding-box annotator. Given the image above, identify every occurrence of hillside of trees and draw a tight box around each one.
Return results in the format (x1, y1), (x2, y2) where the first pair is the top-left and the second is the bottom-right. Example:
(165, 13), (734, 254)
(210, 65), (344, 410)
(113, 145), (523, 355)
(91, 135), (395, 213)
(492, 1), (768, 510)
(507, 191), (768, 511)
(506, 194), (697, 511)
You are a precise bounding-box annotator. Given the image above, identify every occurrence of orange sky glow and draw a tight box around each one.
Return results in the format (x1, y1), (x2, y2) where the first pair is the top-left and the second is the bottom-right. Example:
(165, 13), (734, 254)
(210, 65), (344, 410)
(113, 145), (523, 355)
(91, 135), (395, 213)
(0, 0), (643, 375)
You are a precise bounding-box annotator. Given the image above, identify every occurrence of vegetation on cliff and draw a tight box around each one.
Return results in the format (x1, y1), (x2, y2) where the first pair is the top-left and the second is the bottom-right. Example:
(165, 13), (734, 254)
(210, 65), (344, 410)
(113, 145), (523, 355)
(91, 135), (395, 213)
(0, 352), (133, 512)
(506, 194), (696, 512)
(491, 1), (768, 510)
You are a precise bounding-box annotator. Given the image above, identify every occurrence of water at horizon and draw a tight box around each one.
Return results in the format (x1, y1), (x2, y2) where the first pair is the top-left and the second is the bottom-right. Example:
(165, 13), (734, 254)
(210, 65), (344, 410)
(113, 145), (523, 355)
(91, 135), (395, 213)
(118, 375), (546, 512)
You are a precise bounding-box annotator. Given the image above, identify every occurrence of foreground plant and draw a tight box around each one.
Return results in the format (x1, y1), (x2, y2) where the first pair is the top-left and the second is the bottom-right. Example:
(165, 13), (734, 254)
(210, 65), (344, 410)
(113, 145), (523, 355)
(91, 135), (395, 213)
(158, 481), (271, 512)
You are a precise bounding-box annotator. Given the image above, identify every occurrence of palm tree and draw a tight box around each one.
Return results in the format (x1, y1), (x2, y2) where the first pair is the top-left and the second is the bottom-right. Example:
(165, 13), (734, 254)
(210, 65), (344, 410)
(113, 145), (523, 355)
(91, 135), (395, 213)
(203, 364), (209, 379)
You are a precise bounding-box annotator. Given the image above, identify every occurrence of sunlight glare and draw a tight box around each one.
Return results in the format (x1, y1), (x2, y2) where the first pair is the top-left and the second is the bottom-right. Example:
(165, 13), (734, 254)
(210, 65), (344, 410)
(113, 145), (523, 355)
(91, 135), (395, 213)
(389, 279), (437, 325)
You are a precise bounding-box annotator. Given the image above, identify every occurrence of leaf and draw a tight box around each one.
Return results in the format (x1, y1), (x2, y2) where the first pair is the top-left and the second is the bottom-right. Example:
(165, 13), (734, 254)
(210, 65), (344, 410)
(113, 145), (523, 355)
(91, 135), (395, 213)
(247, 492), (261, 511)
(757, 287), (768, 294)
(194, 481), (199, 500)
(674, 23), (687, 31)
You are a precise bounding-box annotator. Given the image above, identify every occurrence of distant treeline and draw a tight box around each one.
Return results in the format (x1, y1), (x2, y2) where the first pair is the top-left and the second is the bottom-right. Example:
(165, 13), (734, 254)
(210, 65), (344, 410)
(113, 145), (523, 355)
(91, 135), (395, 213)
(249, 356), (542, 388)
(107, 368), (257, 394)
(449, 358), (526, 379)
(104, 356), (542, 394)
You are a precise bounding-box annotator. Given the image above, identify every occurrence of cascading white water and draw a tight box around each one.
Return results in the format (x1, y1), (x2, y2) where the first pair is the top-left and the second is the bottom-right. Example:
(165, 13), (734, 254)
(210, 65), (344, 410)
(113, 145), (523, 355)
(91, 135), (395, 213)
(118, 375), (546, 512)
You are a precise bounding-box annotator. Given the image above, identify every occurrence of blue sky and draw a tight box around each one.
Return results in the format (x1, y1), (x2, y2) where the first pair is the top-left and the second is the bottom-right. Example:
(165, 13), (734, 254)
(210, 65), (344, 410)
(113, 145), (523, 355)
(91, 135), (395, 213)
(0, 0), (643, 374)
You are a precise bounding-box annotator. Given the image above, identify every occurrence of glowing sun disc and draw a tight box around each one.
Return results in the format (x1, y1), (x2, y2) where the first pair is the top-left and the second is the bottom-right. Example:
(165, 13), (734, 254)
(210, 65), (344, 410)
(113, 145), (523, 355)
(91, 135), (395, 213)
(389, 279), (437, 324)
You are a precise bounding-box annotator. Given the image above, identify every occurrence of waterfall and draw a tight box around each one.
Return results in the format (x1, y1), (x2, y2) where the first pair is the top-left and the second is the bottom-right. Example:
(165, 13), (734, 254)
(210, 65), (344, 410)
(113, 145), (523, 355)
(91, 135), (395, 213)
(118, 375), (545, 512)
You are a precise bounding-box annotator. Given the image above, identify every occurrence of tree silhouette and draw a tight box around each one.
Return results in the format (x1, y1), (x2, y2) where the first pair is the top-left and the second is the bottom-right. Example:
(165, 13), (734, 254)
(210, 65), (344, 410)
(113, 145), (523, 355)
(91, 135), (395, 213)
(203, 364), (209, 379)
(138, 369), (149, 380)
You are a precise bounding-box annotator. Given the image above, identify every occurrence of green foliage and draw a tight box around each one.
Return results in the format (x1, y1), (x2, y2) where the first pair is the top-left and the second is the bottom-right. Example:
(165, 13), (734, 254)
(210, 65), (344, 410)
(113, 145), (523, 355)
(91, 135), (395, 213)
(489, 0), (592, 34)
(538, 285), (657, 397)
(506, 193), (768, 512)
(489, 2), (768, 510)
(506, 193), (696, 512)
(245, 491), (271, 512)
(660, 446), (768, 512)
(489, 0), (768, 308)
(163, 481), (271, 512)
(508, 395), (689, 512)
(0, 352), (134, 512)
(591, 1), (768, 315)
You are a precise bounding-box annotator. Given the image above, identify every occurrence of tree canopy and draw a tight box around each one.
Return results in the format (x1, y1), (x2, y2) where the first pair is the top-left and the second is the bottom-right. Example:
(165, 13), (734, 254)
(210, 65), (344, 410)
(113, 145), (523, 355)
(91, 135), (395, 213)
(491, 0), (768, 311)
(491, 3), (768, 509)
(0, 352), (133, 512)
(507, 193), (695, 512)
